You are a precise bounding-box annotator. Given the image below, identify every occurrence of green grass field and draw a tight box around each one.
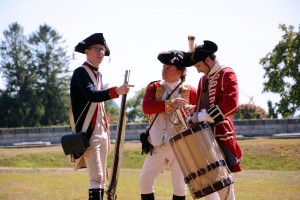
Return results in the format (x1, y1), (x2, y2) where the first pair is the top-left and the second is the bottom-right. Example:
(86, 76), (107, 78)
(0, 138), (299, 199)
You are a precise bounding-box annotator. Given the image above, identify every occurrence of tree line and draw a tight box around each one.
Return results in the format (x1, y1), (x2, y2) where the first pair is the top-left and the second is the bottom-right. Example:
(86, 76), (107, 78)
(0, 23), (70, 127)
(0, 23), (299, 128)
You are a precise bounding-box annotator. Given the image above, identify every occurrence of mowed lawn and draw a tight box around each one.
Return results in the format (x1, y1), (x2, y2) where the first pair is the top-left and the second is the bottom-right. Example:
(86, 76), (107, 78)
(0, 138), (299, 200)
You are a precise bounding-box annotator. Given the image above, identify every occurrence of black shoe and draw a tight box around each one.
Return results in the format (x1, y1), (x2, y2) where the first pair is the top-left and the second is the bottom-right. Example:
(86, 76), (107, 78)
(173, 194), (186, 200)
(89, 188), (101, 200)
(141, 193), (155, 200)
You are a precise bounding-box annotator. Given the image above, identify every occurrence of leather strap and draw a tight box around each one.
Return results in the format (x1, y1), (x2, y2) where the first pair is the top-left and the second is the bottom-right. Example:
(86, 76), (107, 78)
(148, 81), (182, 131)
(69, 65), (100, 133)
(81, 66), (100, 132)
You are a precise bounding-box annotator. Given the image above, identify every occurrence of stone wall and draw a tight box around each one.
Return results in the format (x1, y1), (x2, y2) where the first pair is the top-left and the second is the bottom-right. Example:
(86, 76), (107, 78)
(0, 119), (299, 146)
(234, 118), (300, 136)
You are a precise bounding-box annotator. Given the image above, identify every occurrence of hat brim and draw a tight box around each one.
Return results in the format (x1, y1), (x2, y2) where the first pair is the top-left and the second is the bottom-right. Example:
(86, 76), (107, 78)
(157, 50), (188, 68)
(74, 33), (110, 56)
(75, 43), (110, 56)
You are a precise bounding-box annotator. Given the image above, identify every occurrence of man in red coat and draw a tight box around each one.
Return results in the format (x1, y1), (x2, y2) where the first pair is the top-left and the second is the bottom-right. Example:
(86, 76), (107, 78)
(186, 40), (242, 200)
(139, 50), (197, 200)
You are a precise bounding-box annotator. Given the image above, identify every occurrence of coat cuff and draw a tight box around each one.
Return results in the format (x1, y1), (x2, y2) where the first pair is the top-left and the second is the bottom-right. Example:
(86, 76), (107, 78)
(207, 105), (225, 124)
(108, 87), (119, 99)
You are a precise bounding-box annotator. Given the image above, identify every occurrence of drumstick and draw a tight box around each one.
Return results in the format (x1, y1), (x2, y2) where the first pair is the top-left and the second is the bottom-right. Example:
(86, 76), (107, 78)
(188, 35), (196, 62)
(188, 35), (195, 52)
(175, 108), (188, 130)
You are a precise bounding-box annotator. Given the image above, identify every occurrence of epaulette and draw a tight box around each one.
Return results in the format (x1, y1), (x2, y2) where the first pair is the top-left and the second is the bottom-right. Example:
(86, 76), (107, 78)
(146, 80), (160, 90)
(149, 80), (160, 85)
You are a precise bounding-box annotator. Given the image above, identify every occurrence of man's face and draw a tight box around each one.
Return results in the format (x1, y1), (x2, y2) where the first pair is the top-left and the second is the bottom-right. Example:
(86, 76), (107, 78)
(194, 58), (210, 74)
(85, 44), (106, 67)
(162, 64), (181, 83)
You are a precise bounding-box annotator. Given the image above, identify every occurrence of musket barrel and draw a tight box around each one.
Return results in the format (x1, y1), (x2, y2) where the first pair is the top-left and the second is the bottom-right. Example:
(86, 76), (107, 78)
(106, 70), (130, 200)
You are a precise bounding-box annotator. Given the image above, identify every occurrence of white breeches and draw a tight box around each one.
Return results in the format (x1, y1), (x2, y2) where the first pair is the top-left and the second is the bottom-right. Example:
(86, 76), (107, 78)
(139, 145), (186, 196)
(83, 130), (108, 189)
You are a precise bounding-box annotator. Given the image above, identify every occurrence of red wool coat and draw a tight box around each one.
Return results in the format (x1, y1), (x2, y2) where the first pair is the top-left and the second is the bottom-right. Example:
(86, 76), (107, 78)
(142, 81), (198, 114)
(197, 64), (242, 172)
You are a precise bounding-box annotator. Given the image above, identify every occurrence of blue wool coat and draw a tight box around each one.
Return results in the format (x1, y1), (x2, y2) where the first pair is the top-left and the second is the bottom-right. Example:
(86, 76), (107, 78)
(70, 64), (119, 136)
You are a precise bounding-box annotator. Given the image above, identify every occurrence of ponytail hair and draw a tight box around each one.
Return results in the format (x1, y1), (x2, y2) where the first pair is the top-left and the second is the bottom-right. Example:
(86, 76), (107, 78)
(176, 66), (187, 82)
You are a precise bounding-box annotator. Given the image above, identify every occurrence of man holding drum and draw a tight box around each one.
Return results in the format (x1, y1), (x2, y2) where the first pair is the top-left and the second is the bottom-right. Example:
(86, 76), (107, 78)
(139, 50), (197, 200)
(186, 40), (242, 200)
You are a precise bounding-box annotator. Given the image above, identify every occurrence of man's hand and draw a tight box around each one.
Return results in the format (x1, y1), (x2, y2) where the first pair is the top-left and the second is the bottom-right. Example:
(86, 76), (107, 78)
(116, 84), (134, 95)
(186, 112), (199, 125)
(183, 104), (196, 116)
(186, 109), (214, 125)
(171, 98), (188, 108)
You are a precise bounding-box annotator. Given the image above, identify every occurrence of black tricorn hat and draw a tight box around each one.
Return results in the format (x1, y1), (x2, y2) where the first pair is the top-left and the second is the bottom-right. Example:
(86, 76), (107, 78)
(185, 40), (218, 66)
(74, 33), (110, 56)
(157, 50), (189, 68)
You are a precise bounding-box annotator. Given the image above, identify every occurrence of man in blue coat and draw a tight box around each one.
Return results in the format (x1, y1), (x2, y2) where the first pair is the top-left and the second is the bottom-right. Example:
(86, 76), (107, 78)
(71, 33), (133, 200)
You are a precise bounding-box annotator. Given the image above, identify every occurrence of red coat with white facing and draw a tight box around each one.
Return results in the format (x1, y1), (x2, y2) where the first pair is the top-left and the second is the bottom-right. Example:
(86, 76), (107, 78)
(197, 64), (242, 172)
(143, 81), (197, 114)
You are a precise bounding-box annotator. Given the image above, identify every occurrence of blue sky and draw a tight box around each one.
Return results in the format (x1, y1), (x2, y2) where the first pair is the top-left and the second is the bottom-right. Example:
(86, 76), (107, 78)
(0, 0), (299, 113)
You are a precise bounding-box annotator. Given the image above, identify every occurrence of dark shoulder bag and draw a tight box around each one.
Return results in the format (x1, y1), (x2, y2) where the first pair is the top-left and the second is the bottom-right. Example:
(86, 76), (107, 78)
(61, 103), (91, 155)
(61, 131), (90, 155)
(140, 81), (182, 155)
(140, 114), (158, 155)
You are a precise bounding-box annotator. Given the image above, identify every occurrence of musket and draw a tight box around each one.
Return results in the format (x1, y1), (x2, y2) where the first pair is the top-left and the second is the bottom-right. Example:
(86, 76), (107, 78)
(106, 70), (130, 200)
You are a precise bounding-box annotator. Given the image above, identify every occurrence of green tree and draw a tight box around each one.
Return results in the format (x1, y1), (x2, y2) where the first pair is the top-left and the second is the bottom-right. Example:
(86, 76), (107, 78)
(234, 104), (268, 120)
(260, 24), (300, 118)
(104, 100), (119, 124)
(102, 83), (119, 124)
(103, 86), (147, 124)
(0, 22), (42, 127)
(0, 22), (70, 127)
(267, 100), (278, 119)
(29, 24), (70, 125)
(0, 90), (15, 126)
(126, 87), (147, 123)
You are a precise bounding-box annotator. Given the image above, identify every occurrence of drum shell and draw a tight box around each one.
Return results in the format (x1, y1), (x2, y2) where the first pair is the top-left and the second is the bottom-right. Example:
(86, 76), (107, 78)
(170, 122), (234, 199)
